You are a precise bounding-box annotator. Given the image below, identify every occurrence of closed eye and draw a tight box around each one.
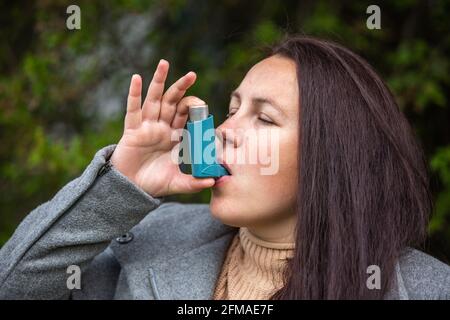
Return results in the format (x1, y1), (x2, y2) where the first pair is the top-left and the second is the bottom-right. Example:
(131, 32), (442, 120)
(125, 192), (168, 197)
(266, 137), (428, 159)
(226, 111), (274, 125)
(225, 110), (237, 119)
(258, 114), (274, 125)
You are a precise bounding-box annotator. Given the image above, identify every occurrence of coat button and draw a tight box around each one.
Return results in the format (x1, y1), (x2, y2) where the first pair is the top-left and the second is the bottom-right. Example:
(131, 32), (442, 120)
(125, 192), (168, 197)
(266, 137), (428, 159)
(116, 232), (134, 244)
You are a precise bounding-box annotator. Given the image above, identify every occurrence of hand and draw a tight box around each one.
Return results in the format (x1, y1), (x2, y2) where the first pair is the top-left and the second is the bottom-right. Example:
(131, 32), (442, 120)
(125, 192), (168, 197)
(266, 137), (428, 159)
(110, 59), (215, 197)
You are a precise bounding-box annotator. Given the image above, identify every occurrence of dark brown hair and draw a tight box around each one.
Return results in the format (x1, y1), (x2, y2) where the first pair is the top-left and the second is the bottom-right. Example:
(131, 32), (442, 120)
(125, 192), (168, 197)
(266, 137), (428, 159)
(264, 35), (432, 299)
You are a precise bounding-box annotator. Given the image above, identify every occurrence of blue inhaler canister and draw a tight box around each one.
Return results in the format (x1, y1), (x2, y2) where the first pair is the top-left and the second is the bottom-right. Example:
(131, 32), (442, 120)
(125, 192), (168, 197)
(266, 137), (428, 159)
(187, 104), (230, 178)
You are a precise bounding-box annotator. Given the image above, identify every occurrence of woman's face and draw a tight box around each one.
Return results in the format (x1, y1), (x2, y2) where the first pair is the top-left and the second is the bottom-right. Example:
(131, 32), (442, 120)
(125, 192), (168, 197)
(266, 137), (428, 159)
(210, 54), (300, 238)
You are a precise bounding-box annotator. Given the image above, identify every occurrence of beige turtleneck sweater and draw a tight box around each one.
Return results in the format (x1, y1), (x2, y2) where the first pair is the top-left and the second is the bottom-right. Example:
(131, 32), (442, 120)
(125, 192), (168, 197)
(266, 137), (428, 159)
(212, 227), (295, 300)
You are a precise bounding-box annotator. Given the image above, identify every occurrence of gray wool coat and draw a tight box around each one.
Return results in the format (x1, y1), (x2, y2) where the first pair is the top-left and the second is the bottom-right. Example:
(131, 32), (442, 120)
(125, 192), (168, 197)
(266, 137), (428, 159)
(0, 145), (449, 300)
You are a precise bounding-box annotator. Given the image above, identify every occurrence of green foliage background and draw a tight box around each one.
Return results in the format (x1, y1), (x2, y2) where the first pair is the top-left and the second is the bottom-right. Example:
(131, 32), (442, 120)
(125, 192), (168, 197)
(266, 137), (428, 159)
(1, 0), (449, 262)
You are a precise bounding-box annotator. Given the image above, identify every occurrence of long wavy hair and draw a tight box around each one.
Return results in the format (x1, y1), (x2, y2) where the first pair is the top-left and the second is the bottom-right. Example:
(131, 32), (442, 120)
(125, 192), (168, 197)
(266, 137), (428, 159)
(264, 35), (433, 299)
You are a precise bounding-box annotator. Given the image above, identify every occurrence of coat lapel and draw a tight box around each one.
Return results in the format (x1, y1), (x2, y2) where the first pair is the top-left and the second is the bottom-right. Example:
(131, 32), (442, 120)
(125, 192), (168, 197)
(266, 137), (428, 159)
(148, 230), (237, 299)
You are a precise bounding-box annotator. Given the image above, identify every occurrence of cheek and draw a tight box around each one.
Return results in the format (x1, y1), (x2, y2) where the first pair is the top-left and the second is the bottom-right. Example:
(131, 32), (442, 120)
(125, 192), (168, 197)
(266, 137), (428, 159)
(250, 132), (298, 204)
(251, 126), (298, 177)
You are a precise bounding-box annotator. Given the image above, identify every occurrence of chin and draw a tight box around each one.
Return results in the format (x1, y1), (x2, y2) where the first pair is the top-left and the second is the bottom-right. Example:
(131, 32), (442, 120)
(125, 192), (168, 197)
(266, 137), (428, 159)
(209, 195), (254, 227)
(210, 196), (232, 224)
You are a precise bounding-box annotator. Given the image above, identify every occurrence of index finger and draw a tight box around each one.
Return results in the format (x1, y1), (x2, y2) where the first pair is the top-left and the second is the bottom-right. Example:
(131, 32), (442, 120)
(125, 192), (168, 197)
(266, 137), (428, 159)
(171, 96), (206, 129)
(159, 71), (197, 124)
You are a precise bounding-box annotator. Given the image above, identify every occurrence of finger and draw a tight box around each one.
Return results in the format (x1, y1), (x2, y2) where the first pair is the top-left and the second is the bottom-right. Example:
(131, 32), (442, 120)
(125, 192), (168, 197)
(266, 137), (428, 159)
(171, 174), (216, 194)
(159, 71), (197, 124)
(171, 96), (206, 129)
(124, 74), (142, 130)
(142, 59), (169, 121)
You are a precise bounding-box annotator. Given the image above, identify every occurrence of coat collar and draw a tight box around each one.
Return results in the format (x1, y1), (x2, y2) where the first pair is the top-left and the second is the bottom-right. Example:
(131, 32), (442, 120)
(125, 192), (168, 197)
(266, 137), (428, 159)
(391, 262), (409, 300)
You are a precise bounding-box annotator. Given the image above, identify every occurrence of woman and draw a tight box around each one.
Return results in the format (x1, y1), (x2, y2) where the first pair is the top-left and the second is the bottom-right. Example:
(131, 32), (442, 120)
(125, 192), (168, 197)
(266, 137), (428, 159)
(0, 35), (449, 300)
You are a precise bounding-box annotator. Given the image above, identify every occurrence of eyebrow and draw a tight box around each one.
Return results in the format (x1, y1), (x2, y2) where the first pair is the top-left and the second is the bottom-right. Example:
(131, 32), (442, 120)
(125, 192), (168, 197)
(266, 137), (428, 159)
(230, 90), (286, 117)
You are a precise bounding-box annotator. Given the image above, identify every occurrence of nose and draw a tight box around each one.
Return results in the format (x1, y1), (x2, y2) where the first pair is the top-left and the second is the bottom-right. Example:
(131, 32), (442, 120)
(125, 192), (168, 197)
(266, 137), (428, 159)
(216, 121), (242, 149)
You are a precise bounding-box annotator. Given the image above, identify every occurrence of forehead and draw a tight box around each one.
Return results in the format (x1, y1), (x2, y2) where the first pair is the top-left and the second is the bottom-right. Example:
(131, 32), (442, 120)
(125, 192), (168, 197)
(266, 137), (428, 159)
(236, 55), (299, 111)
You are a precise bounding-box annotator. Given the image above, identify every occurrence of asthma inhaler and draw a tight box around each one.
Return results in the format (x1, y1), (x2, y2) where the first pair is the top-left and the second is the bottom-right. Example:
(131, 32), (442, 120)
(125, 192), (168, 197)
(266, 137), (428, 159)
(187, 104), (230, 178)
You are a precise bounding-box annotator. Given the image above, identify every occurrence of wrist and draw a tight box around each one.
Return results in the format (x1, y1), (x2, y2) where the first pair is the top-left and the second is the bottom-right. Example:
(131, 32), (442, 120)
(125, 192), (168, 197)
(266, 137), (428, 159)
(110, 152), (138, 187)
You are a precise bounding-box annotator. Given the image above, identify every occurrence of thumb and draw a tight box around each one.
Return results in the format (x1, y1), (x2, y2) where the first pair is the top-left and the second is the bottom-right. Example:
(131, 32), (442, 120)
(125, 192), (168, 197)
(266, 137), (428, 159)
(171, 173), (216, 194)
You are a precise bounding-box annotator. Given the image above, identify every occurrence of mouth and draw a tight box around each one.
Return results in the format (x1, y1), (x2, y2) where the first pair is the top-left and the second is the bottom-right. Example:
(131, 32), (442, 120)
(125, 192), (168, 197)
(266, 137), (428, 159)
(222, 162), (232, 175)
(213, 174), (231, 187)
(214, 160), (232, 187)
(219, 160), (232, 175)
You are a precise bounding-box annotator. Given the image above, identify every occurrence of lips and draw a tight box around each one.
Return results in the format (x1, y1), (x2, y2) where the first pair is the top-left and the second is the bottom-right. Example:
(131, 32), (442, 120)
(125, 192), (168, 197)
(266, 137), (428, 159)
(221, 161), (232, 175)
(213, 174), (231, 187)
(213, 160), (232, 186)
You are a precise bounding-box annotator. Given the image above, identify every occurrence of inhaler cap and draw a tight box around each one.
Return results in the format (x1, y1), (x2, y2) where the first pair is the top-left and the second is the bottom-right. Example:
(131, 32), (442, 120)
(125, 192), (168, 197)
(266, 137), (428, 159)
(188, 104), (209, 122)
